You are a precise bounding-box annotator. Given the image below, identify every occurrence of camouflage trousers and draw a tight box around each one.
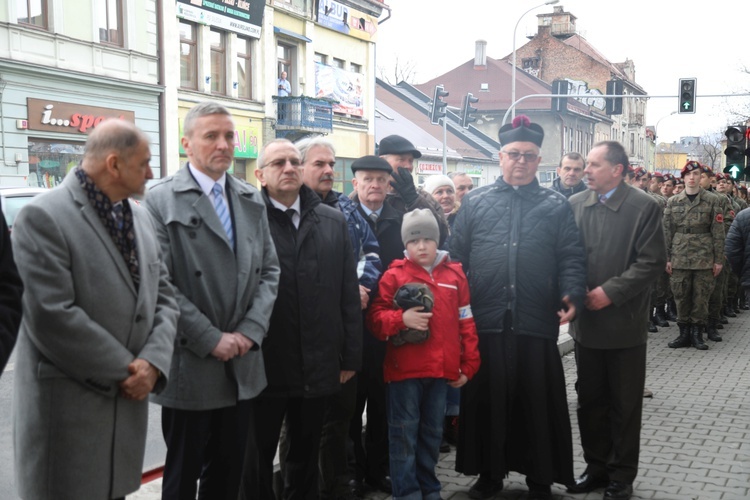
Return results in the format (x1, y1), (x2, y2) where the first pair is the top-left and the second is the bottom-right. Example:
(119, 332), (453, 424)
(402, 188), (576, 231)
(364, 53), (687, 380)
(651, 272), (670, 308)
(726, 270), (740, 303)
(671, 269), (715, 325)
(708, 265), (730, 320)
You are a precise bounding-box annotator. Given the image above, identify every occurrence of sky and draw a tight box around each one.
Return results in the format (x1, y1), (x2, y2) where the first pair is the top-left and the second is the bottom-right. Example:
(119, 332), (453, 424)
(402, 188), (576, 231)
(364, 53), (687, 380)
(375, 0), (750, 144)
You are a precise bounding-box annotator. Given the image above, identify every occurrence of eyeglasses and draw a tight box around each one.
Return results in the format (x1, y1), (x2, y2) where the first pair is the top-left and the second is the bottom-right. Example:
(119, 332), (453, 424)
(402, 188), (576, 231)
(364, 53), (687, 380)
(502, 150), (539, 163)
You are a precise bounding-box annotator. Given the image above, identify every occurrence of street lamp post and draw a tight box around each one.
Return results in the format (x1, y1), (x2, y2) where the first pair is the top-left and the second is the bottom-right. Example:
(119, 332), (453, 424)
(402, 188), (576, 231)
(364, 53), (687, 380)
(511, 0), (559, 120)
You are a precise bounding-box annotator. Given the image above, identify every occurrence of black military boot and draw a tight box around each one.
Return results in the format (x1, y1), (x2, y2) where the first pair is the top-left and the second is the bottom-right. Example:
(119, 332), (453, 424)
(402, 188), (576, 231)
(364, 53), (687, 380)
(665, 300), (677, 322)
(705, 319), (723, 342)
(648, 319), (658, 333)
(741, 293), (750, 310)
(668, 323), (691, 348)
(690, 324), (709, 350)
(720, 313), (729, 324)
(724, 303), (737, 318)
(654, 306), (669, 327)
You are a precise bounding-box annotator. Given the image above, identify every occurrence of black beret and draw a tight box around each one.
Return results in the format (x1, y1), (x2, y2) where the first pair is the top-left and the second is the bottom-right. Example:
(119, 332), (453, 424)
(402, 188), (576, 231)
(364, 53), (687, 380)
(351, 155), (393, 174)
(497, 115), (544, 147)
(378, 135), (422, 158)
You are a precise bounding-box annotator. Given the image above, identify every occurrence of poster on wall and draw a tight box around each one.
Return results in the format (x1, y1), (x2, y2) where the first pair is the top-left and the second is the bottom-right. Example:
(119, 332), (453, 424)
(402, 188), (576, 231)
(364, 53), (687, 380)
(176, 0), (264, 38)
(314, 63), (363, 117)
(316, 0), (378, 41)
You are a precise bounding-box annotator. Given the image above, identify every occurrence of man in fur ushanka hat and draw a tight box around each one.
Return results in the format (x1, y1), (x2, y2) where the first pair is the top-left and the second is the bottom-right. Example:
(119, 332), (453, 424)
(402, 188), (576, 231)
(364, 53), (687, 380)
(449, 115), (587, 499)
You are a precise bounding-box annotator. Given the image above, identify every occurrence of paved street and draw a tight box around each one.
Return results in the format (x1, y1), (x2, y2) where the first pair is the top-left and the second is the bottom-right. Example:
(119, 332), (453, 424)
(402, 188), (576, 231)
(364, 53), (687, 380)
(4, 315), (748, 499)
(130, 314), (750, 500)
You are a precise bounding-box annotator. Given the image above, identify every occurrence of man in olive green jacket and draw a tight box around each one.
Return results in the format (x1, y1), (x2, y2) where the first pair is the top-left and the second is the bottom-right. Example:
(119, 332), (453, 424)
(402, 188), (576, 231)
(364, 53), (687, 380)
(567, 141), (667, 500)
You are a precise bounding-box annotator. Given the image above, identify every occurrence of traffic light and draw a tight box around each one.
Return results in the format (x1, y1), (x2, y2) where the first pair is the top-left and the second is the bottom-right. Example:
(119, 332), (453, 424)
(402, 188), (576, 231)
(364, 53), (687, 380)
(606, 79), (624, 115)
(429, 85), (449, 125)
(460, 93), (479, 128)
(551, 80), (568, 112)
(678, 78), (696, 114)
(723, 125), (747, 178)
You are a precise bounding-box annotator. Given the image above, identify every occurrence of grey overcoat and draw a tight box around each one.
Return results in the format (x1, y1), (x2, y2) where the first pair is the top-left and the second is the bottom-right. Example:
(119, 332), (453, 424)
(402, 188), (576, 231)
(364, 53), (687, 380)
(144, 165), (280, 410)
(11, 172), (179, 499)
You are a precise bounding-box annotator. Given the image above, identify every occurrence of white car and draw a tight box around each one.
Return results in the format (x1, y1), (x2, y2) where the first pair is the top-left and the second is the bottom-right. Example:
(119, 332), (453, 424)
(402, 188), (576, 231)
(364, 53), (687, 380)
(1, 187), (48, 230)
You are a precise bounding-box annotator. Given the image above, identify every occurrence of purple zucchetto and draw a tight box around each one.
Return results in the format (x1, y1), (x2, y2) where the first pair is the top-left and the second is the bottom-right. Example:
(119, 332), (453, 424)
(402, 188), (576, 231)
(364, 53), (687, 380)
(497, 115), (544, 147)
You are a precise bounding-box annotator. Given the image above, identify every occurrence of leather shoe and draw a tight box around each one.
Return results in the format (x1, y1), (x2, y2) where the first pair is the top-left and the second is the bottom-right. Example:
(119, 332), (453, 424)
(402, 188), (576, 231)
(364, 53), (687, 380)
(364, 476), (392, 495)
(440, 437), (451, 453)
(468, 476), (503, 499)
(604, 480), (633, 499)
(566, 472), (608, 493)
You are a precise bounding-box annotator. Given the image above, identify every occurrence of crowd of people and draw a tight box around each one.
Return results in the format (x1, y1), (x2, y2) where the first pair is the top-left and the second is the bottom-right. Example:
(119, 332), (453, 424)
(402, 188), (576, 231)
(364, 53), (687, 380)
(1, 104), (750, 500)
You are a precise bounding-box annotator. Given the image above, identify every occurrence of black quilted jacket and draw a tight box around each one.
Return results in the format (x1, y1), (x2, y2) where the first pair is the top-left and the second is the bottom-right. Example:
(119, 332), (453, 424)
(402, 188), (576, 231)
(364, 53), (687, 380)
(449, 176), (587, 339)
(725, 207), (750, 289)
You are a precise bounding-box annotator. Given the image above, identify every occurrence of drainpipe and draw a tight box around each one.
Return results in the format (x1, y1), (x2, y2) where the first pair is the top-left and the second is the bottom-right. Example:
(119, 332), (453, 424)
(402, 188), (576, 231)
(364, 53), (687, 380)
(156, 0), (167, 178)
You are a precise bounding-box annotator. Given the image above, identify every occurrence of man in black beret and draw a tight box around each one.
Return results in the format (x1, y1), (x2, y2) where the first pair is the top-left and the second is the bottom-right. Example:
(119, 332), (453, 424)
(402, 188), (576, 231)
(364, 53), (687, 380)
(450, 116), (587, 499)
(377, 135), (449, 247)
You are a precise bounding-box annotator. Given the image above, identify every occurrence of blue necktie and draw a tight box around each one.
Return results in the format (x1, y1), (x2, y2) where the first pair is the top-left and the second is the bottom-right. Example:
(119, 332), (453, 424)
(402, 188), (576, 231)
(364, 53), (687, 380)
(212, 183), (234, 248)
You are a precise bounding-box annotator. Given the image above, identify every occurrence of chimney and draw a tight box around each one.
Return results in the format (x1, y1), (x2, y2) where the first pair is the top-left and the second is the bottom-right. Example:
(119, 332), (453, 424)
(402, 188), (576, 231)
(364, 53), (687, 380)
(474, 40), (487, 70)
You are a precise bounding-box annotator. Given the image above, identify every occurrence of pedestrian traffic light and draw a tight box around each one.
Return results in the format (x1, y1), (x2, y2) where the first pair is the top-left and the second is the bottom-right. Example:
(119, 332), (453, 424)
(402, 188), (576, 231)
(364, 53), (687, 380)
(460, 93), (479, 129)
(429, 85), (449, 125)
(678, 78), (696, 114)
(724, 125), (747, 179)
(551, 80), (568, 112)
(605, 79), (624, 115)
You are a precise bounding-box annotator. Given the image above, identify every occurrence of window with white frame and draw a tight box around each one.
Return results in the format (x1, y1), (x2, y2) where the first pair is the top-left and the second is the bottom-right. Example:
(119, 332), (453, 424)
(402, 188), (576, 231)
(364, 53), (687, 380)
(98, 0), (123, 46)
(17, 0), (47, 29)
(180, 21), (198, 90)
(236, 36), (253, 100)
(210, 29), (226, 95)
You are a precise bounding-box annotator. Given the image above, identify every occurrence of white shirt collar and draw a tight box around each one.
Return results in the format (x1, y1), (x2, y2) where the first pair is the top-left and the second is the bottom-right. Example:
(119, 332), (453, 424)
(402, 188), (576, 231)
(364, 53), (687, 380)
(188, 163), (227, 196)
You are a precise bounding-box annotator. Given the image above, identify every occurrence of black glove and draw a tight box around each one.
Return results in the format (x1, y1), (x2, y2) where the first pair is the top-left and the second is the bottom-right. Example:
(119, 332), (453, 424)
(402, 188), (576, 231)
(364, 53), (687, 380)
(391, 283), (434, 347)
(390, 167), (420, 206)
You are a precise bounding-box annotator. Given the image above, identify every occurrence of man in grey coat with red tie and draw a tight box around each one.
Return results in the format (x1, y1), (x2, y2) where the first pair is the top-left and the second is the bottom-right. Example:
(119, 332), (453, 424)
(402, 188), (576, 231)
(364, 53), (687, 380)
(145, 101), (280, 500)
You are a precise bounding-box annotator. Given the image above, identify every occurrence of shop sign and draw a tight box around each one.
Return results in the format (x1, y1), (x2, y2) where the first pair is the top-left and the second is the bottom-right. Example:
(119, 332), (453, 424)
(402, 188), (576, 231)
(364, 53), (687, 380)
(417, 162), (442, 174)
(27, 99), (135, 135)
(178, 120), (259, 159)
(460, 166), (483, 176)
(176, 0), (264, 38)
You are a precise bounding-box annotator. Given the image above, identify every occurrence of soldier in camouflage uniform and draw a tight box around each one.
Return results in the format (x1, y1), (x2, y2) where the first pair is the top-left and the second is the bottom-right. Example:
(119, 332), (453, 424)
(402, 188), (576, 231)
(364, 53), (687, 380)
(703, 170), (735, 338)
(660, 174), (678, 321)
(663, 161), (725, 350)
(648, 173), (670, 329)
(674, 178), (684, 196)
(717, 175), (744, 317)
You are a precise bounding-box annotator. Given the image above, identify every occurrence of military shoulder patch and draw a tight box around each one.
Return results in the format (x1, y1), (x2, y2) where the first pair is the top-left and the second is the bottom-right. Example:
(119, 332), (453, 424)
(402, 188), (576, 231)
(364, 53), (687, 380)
(716, 213), (724, 223)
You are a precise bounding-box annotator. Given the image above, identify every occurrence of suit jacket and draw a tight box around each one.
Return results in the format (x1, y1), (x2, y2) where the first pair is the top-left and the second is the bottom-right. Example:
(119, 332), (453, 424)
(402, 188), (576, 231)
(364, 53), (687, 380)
(0, 205), (22, 373)
(11, 172), (179, 499)
(569, 182), (667, 349)
(145, 165), (280, 410)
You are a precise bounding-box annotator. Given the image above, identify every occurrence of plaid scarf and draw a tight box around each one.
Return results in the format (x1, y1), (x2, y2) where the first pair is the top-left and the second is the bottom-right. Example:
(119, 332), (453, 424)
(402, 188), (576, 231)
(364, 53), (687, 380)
(74, 168), (140, 289)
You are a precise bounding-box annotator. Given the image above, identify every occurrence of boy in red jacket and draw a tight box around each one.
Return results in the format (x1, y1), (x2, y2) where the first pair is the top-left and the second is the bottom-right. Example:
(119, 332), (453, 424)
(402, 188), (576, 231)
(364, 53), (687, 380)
(367, 208), (480, 500)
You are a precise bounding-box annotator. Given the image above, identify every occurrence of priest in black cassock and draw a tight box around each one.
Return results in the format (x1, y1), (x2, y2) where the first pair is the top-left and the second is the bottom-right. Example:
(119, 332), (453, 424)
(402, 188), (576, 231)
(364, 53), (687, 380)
(449, 115), (587, 500)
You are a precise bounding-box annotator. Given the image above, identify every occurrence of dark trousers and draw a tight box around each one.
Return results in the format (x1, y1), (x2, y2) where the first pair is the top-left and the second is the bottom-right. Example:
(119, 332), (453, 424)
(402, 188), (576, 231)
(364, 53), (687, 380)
(319, 377), (358, 498)
(161, 401), (251, 500)
(575, 342), (647, 484)
(240, 394), (327, 500)
(349, 350), (389, 482)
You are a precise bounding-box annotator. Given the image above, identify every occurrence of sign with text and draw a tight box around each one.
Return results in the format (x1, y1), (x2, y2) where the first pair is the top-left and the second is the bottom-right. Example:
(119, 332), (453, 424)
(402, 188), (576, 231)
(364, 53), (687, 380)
(176, 0), (264, 38)
(178, 119), (259, 159)
(27, 99), (135, 135)
(417, 162), (443, 175)
(317, 0), (377, 41)
(315, 63), (363, 117)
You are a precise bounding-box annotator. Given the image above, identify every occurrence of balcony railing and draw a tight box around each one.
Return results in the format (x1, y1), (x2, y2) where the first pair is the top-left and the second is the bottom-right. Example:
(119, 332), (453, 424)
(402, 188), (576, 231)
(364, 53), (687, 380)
(274, 96), (334, 134)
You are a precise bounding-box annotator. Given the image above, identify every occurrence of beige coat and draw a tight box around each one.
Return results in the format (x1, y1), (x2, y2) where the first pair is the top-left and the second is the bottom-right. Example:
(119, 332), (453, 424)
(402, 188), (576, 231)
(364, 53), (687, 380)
(11, 172), (179, 499)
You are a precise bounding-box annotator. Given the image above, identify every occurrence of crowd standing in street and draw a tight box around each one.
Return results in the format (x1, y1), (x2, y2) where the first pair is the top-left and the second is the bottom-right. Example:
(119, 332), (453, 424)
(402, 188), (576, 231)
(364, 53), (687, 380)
(12, 119), (180, 500)
(144, 102), (280, 500)
(567, 141), (667, 500)
(8, 96), (750, 500)
(450, 115), (586, 500)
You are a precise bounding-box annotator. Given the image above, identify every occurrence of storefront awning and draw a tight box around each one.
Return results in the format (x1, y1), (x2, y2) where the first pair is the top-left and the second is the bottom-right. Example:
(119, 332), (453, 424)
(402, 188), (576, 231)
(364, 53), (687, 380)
(273, 26), (311, 43)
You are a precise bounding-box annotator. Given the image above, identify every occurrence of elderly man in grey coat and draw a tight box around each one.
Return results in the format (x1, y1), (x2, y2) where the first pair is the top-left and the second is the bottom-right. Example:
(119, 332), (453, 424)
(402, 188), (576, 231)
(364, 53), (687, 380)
(145, 101), (280, 500)
(11, 119), (179, 500)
